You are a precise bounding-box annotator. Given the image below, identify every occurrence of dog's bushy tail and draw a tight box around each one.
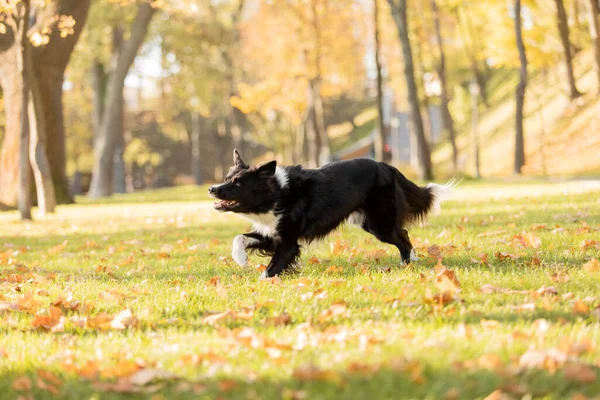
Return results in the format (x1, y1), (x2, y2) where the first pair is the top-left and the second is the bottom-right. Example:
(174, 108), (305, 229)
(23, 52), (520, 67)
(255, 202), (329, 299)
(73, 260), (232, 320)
(393, 170), (456, 222)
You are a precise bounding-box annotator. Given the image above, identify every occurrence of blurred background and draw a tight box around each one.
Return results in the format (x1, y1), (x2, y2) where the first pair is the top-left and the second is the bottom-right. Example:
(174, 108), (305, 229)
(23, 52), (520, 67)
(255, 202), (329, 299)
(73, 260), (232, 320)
(1, 0), (599, 215)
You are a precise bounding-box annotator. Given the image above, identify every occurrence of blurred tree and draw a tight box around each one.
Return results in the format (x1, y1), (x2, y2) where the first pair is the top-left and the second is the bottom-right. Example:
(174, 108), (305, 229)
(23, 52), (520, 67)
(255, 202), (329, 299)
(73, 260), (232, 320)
(0, 0), (90, 208)
(430, 0), (458, 173)
(514, 0), (528, 174)
(386, 0), (433, 180)
(587, 0), (600, 92)
(232, 0), (365, 167)
(88, 1), (157, 198)
(554, 0), (582, 99)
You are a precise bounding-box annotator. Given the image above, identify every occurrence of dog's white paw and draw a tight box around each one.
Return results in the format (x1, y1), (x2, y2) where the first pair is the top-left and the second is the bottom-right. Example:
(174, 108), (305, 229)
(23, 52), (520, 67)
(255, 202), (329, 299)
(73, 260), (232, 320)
(259, 270), (269, 280)
(410, 249), (420, 262)
(232, 235), (249, 267)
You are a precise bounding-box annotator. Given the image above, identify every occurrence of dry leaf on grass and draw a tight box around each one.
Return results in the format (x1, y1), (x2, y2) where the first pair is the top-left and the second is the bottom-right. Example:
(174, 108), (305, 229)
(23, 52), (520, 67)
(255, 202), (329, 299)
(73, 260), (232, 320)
(573, 300), (589, 314)
(513, 233), (542, 249)
(495, 252), (520, 261)
(582, 258), (600, 272)
(434, 260), (461, 292)
(48, 241), (68, 255)
(427, 245), (442, 259)
(31, 306), (64, 332)
(580, 240), (599, 250)
(318, 303), (348, 322)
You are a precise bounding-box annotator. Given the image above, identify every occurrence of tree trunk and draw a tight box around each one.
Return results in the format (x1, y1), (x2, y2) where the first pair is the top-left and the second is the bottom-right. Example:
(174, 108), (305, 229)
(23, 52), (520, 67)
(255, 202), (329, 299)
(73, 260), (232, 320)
(587, 0), (600, 92)
(431, 0), (458, 173)
(514, 0), (528, 175)
(313, 80), (330, 166)
(554, 0), (582, 99)
(191, 112), (203, 185)
(91, 59), (106, 138)
(305, 85), (320, 168)
(113, 126), (126, 193)
(373, 0), (386, 162)
(88, 3), (156, 198)
(470, 79), (481, 179)
(309, 0), (331, 167)
(18, 1), (32, 220)
(0, 50), (22, 208)
(33, 0), (91, 204)
(26, 37), (57, 215)
(387, 0), (433, 180)
(0, 0), (91, 207)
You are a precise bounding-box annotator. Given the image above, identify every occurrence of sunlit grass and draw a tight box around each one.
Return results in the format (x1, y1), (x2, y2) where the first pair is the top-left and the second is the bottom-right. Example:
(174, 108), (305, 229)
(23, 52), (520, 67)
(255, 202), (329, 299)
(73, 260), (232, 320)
(1, 181), (599, 399)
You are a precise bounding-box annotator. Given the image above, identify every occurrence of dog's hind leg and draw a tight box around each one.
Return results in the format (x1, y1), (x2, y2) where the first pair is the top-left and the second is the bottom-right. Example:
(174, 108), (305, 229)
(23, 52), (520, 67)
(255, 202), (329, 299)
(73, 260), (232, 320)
(362, 189), (416, 265)
(260, 241), (300, 279)
(232, 233), (275, 267)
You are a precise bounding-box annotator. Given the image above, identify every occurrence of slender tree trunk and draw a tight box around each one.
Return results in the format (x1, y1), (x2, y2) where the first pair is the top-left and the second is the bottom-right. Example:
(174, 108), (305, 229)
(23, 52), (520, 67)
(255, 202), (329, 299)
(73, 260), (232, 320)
(91, 59), (106, 138)
(470, 79), (481, 179)
(88, 3), (156, 198)
(313, 79), (330, 166)
(554, 0), (582, 99)
(587, 0), (600, 92)
(431, 0), (458, 173)
(191, 112), (203, 185)
(387, 0), (433, 180)
(18, 1), (32, 219)
(514, 0), (528, 175)
(309, 0), (331, 166)
(373, 0), (386, 162)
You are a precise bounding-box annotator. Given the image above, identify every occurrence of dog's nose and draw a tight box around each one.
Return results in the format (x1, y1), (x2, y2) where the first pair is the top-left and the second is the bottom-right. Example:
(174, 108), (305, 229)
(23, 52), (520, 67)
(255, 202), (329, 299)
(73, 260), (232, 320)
(208, 186), (215, 195)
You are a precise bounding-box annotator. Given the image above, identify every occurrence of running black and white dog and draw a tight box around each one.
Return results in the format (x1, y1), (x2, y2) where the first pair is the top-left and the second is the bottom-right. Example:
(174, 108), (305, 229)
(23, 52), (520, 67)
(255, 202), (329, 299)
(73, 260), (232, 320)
(209, 150), (452, 279)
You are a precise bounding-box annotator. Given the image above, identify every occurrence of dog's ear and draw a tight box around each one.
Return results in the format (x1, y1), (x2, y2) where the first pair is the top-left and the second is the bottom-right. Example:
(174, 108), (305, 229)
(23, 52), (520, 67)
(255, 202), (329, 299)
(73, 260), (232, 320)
(256, 160), (277, 177)
(233, 149), (248, 168)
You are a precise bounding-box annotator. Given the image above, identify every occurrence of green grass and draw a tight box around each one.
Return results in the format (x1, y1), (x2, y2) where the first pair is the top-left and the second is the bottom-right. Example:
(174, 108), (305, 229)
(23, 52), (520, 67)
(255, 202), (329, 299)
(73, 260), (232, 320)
(1, 182), (599, 399)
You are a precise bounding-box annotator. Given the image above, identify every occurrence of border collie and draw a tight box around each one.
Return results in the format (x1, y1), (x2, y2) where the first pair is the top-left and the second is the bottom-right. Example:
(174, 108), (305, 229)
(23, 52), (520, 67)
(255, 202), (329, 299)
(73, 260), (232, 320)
(209, 150), (452, 279)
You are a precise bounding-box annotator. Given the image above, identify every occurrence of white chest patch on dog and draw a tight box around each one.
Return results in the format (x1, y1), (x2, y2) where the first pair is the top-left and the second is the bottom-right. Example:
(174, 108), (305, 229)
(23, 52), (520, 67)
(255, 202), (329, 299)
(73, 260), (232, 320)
(239, 212), (280, 238)
(232, 235), (259, 267)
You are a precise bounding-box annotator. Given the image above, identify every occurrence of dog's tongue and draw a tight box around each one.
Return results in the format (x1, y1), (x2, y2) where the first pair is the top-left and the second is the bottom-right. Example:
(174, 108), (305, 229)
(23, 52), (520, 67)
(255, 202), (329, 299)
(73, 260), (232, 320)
(214, 200), (236, 209)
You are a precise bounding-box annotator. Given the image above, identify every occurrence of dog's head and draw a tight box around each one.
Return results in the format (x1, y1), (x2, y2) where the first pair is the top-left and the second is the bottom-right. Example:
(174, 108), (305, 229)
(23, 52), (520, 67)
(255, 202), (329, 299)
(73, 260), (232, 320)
(208, 149), (280, 213)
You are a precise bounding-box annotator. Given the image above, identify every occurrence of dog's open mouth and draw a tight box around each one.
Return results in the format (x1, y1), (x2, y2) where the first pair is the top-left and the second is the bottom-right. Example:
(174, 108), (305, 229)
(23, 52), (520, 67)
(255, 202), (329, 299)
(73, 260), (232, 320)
(214, 199), (240, 211)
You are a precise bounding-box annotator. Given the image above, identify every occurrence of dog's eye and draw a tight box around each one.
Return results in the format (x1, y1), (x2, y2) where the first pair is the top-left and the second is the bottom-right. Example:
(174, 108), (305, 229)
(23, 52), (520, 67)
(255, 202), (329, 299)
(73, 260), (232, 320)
(233, 180), (242, 187)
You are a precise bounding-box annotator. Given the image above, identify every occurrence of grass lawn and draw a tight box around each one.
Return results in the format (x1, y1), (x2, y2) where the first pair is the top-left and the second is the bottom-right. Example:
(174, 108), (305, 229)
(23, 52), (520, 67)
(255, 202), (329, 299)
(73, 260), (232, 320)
(1, 181), (599, 399)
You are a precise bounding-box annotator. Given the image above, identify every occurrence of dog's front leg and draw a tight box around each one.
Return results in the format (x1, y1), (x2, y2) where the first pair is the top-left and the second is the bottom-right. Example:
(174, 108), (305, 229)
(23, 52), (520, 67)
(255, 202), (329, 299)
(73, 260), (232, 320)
(231, 233), (275, 267)
(259, 241), (300, 279)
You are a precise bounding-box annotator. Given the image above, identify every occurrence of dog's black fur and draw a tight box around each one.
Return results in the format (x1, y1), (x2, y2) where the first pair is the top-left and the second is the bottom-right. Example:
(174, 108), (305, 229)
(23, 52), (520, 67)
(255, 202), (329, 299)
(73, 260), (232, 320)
(209, 150), (447, 278)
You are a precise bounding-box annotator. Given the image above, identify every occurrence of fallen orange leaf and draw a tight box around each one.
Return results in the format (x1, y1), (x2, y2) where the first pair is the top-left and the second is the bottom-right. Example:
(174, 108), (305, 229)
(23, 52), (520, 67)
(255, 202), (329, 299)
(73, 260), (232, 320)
(573, 300), (590, 314)
(583, 258), (600, 272)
